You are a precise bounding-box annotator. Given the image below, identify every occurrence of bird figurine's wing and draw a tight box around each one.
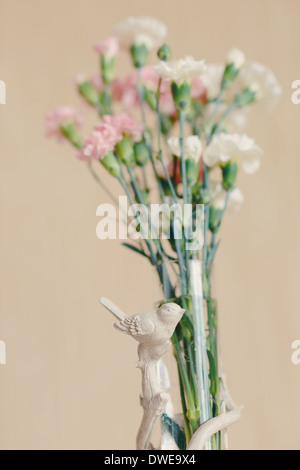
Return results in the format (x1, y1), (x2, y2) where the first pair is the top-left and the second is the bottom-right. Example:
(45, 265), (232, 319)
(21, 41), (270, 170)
(114, 315), (155, 336)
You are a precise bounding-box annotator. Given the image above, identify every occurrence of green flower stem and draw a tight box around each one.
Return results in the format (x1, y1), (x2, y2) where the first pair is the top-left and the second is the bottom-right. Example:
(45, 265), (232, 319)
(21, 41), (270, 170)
(137, 66), (147, 131)
(103, 83), (112, 114)
(127, 167), (161, 244)
(117, 172), (158, 266)
(189, 259), (212, 449)
(183, 338), (199, 410)
(142, 166), (148, 190)
(179, 110), (190, 287)
(173, 331), (199, 434)
(156, 80), (178, 204)
(208, 102), (237, 143)
(155, 81), (188, 297)
(208, 86), (225, 135)
(176, 360), (192, 443)
(206, 296), (220, 450)
(202, 204), (210, 272)
(179, 110), (188, 205)
(156, 79), (163, 151)
(137, 67), (166, 204)
(174, 237), (187, 296)
(86, 163), (119, 206)
(207, 190), (230, 273)
(127, 167), (175, 298)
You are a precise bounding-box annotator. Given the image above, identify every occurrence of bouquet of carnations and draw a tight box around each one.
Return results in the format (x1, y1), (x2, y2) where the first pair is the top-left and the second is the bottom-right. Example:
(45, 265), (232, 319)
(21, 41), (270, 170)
(46, 16), (281, 450)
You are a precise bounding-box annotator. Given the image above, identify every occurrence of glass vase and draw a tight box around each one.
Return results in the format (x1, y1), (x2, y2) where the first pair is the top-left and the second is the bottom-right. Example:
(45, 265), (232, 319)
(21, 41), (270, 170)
(154, 259), (221, 450)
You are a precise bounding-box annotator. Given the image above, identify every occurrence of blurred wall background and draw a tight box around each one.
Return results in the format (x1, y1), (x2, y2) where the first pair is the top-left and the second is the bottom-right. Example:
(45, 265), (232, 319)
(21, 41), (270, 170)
(0, 0), (299, 449)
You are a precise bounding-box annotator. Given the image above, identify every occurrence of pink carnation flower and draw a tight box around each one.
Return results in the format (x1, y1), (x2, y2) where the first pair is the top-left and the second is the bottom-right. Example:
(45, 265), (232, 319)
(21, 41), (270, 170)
(77, 123), (122, 163)
(191, 77), (206, 100)
(111, 66), (159, 111)
(102, 113), (143, 141)
(111, 76), (139, 109)
(93, 36), (119, 57)
(159, 79), (176, 116)
(141, 66), (159, 87)
(89, 75), (104, 92)
(45, 106), (83, 141)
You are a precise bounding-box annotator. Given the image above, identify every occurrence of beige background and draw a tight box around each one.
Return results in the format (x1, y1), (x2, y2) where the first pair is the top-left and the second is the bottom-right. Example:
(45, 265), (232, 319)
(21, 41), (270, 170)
(0, 0), (299, 450)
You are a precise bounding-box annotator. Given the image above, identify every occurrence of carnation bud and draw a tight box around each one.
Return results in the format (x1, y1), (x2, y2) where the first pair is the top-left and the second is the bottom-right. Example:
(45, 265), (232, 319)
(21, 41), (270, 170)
(221, 49), (245, 90)
(160, 114), (173, 135)
(157, 44), (172, 62)
(221, 64), (240, 89)
(60, 122), (82, 149)
(233, 86), (257, 108)
(134, 141), (149, 166)
(193, 186), (211, 204)
(171, 81), (191, 110)
(77, 81), (99, 107)
(144, 88), (158, 111)
(101, 56), (115, 84)
(100, 150), (121, 177)
(138, 189), (150, 205)
(130, 43), (149, 68)
(221, 161), (238, 190)
(209, 206), (223, 233)
(186, 158), (199, 186)
(115, 136), (135, 167)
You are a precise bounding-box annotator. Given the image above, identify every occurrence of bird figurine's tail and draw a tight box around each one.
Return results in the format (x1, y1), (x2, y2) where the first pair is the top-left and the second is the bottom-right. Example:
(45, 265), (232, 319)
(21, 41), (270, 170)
(100, 297), (127, 321)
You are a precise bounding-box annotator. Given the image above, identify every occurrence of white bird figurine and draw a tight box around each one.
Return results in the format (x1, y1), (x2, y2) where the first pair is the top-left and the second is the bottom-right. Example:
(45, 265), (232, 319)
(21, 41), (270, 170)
(100, 297), (184, 450)
(113, 302), (184, 346)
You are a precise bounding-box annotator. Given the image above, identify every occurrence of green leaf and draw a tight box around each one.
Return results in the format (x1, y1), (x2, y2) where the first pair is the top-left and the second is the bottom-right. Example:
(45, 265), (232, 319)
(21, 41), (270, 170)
(207, 239), (221, 267)
(207, 349), (217, 396)
(121, 243), (149, 259)
(161, 413), (186, 450)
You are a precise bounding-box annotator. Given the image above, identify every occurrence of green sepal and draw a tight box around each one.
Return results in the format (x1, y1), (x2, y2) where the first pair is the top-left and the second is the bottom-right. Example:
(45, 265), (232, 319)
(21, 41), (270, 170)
(171, 81), (191, 110)
(115, 136), (135, 167)
(233, 87), (256, 108)
(134, 141), (149, 166)
(100, 151), (121, 177)
(130, 43), (149, 68)
(60, 122), (82, 149)
(101, 56), (115, 84)
(221, 161), (238, 190)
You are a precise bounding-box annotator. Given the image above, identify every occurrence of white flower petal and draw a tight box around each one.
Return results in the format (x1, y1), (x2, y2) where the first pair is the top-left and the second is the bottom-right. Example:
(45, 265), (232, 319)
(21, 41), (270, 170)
(237, 61), (282, 109)
(204, 132), (263, 174)
(114, 16), (167, 49)
(227, 48), (245, 69)
(154, 56), (206, 85)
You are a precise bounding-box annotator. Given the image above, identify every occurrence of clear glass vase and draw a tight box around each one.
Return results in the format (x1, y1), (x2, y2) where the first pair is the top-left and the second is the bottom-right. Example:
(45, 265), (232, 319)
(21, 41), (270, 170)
(153, 259), (221, 450)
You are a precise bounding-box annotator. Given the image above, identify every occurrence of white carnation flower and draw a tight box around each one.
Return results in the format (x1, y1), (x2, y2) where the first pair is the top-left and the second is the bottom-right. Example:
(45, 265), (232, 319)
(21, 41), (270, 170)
(226, 48), (245, 69)
(210, 182), (244, 211)
(114, 16), (167, 49)
(237, 61), (282, 109)
(204, 132), (263, 174)
(204, 103), (248, 132)
(154, 56), (206, 85)
(201, 63), (224, 100)
(167, 135), (203, 161)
